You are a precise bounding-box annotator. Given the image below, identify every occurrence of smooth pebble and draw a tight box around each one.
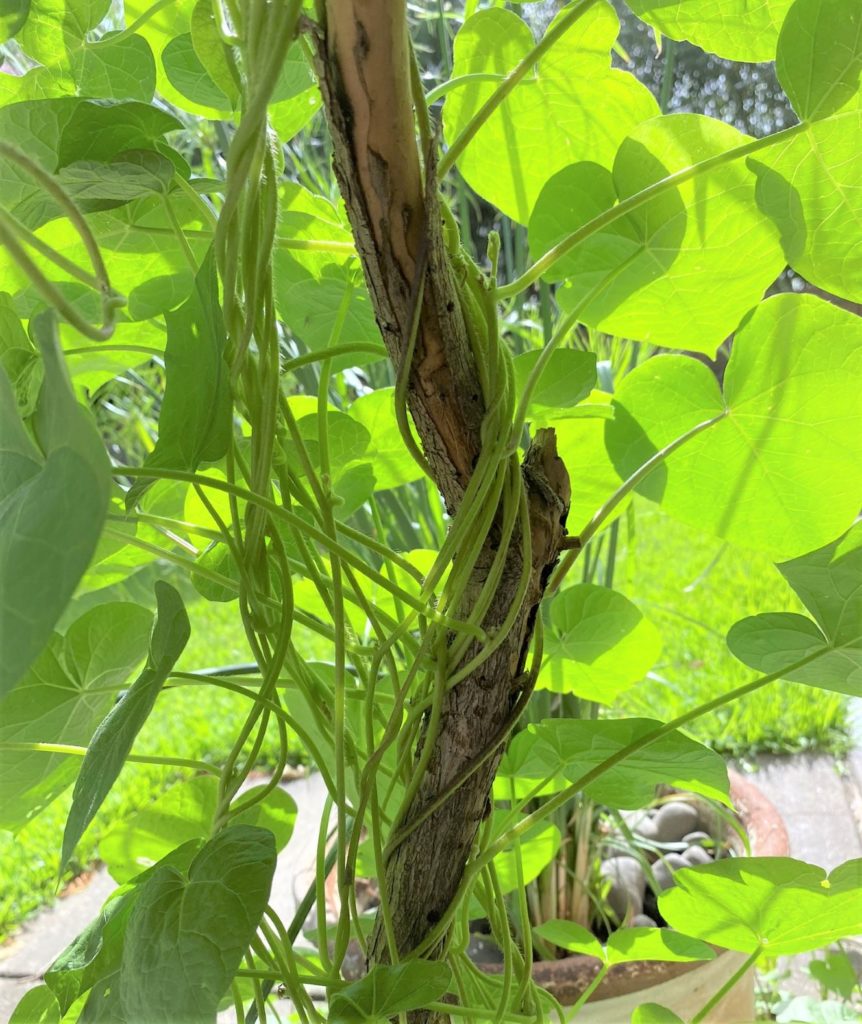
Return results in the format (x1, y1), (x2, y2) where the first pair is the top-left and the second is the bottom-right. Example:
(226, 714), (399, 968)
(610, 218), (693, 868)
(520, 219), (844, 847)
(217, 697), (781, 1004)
(653, 801), (700, 843)
(653, 852), (688, 890)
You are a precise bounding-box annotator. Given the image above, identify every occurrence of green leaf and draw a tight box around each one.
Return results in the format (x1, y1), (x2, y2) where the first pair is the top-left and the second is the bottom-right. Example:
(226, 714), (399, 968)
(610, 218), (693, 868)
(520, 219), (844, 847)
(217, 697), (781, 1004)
(71, 32), (157, 102)
(808, 951), (859, 1000)
(537, 115), (784, 354)
(328, 962), (452, 1024)
(347, 388), (425, 491)
(512, 349), (596, 410)
(443, 0), (658, 223)
(533, 920), (604, 960)
(273, 256), (381, 371)
(776, 0), (862, 121)
(753, 109), (862, 303)
(486, 810), (561, 895)
(659, 857), (862, 955)
(726, 522), (862, 696)
(100, 775), (296, 883)
(118, 826), (277, 1023)
(631, 1005), (685, 1024)
(9, 985), (60, 1023)
(605, 293), (862, 559)
(0, 602), (152, 830)
(539, 583), (662, 703)
(496, 717), (730, 807)
(531, 922), (713, 966)
(0, 312), (110, 697)
(0, 0), (29, 43)
(605, 927), (714, 966)
(0, 98), (180, 229)
(45, 886), (138, 1013)
(128, 249), (230, 504)
(189, 0), (238, 105)
(624, 0), (794, 61)
(18, 0), (110, 68)
(60, 582), (190, 871)
(162, 32), (232, 110)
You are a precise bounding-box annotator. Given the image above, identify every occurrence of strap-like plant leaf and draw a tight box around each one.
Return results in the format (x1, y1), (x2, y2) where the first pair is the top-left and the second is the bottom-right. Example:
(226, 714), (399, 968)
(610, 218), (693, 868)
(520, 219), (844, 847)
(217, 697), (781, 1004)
(60, 582), (190, 872)
(0, 312), (111, 698)
(727, 522), (862, 696)
(126, 248), (230, 505)
(539, 583), (662, 702)
(328, 961), (452, 1024)
(605, 293), (862, 559)
(659, 857), (862, 955)
(497, 717), (730, 807)
(117, 826), (277, 1023)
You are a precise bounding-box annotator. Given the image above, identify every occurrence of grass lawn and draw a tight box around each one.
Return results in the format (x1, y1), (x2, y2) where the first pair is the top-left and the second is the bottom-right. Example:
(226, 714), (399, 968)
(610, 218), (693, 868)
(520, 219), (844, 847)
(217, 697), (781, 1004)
(615, 501), (848, 757)
(1, 503), (849, 942)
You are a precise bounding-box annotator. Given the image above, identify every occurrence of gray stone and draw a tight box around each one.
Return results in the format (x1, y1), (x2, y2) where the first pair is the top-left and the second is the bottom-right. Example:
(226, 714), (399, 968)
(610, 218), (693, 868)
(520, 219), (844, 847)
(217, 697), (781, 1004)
(632, 817), (659, 842)
(632, 913), (658, 928)
(600, 855), (646, 895)
(606, 880), (643, 921)
(653, 802), (700, 843)
(653, 853), (688, 890)
(682, 831), (713, 848)
(682, 844), (713, 867)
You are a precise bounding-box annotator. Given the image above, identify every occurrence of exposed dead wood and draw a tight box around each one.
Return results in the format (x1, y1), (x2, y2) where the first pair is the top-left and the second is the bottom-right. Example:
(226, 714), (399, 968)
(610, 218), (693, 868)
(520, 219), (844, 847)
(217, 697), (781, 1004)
(310, 4), (571, 1020)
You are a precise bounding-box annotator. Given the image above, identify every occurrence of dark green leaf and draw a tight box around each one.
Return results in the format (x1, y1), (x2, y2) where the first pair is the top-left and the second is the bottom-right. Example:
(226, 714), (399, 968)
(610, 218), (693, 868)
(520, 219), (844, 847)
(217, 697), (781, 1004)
(45, 886), (138, 1013)
(328, 961), (452, 1024)
(0, 0), (29, 43)
(128, 248), (230, 505)
(60, 582), (190, 871)
(0, 312), (110, 698)
(117, 826), (276, 1023)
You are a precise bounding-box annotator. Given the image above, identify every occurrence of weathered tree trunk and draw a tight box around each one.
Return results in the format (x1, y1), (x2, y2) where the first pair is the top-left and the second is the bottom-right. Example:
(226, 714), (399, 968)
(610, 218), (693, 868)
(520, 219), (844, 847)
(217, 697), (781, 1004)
(311, 4), (571, 1020)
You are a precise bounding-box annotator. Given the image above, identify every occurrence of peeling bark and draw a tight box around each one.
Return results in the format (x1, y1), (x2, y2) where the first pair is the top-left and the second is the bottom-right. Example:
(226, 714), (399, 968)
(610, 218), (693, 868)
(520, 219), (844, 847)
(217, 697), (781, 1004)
(310, 4), (571, 1020)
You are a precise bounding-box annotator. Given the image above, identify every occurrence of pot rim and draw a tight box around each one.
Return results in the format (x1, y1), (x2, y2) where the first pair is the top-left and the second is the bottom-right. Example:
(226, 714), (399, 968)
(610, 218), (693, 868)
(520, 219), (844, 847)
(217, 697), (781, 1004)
(485, 768), (789, 1005)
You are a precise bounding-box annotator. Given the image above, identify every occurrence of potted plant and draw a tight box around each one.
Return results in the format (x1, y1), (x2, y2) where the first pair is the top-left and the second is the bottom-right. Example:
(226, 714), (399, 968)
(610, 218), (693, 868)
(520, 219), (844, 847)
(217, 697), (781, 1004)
(1, 0), (861, 1022)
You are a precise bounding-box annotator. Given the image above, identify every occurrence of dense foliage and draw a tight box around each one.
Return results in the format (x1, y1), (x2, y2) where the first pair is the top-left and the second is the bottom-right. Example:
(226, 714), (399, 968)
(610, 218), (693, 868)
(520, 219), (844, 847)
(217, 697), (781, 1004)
(1, 0), (861, 1021)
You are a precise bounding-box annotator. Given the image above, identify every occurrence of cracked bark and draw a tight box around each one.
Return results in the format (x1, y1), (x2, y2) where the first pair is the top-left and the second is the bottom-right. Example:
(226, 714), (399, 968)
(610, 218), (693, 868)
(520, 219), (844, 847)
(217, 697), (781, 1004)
(310, 4), (571, 1021)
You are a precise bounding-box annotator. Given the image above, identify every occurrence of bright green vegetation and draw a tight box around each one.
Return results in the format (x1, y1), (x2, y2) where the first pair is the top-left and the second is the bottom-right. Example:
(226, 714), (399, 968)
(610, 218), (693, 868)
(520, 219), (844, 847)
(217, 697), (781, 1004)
(617, 503), (848, 756)
(2, 0), (862, 1019)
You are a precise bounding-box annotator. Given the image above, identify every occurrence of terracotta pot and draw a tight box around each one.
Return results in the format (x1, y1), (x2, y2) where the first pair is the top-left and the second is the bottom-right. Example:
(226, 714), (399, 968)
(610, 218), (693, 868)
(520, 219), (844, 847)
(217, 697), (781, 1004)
(516, 770), (789, 1023)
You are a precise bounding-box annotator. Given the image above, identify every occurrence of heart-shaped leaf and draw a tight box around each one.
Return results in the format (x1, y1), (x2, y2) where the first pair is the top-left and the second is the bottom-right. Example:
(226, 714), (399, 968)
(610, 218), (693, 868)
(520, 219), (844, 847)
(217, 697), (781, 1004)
(328, 961), (452, 1024)
(660, 857), (862, 955)
(496, 718), (730, 807)
(539, 583), (662, 703)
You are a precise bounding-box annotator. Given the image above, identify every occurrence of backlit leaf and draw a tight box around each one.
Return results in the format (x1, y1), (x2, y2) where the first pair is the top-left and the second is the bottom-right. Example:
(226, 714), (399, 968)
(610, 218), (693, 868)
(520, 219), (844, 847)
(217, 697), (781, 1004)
(539, 583), (662, 703)
(659, 857), (862, 955)
(328, 962), (452, 1024)
(605, 294), (862, 558)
